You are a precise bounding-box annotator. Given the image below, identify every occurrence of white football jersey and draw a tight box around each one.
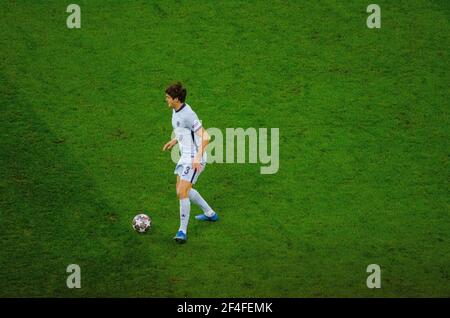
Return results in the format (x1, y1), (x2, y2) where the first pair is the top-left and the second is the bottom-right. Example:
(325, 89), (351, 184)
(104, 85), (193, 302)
(172, 103), (207, 165)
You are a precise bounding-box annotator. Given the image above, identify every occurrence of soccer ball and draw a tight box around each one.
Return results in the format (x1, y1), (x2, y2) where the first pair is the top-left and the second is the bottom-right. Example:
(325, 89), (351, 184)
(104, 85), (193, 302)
(132, 214), (151, 233)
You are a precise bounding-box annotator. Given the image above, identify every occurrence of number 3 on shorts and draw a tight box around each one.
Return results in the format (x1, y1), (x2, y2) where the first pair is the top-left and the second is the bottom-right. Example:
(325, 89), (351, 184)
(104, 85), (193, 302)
(183, 166), (190, 176)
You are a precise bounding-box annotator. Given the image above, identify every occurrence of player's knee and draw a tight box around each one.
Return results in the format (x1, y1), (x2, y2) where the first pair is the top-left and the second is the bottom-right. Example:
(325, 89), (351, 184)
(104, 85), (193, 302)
(178, 190), (189, 199)
(177, 185), (190, 199)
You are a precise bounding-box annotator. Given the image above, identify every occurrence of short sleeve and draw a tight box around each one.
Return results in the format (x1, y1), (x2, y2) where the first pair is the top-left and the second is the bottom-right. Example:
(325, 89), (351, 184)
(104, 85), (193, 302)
(185, 111), (202, 132)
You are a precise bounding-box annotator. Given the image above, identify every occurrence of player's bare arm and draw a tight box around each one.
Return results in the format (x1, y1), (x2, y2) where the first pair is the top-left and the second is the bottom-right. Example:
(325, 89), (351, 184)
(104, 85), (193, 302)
(162, 138), (178, 151)
(193, 127), (210, 172)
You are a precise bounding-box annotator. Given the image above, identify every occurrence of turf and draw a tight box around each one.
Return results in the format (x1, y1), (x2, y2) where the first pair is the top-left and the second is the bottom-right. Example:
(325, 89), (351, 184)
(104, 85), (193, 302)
(0, 0), (449, 297)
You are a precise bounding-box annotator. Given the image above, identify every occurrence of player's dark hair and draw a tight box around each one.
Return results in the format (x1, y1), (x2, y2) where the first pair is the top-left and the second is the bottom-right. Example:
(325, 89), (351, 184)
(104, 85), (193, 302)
(165, 82), (187, 103)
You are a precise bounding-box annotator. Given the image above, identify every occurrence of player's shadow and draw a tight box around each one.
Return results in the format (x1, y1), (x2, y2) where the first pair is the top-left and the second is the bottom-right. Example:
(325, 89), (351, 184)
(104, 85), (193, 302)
(0, 80), (149, 296)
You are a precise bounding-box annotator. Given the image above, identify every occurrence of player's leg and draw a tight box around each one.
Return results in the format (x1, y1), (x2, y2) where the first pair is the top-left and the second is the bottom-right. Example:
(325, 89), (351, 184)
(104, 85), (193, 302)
(176, 175), (180, 195)
(190, 188), (218, 221)
(174, 177), (192, 243)
(187, 164), (218, 222)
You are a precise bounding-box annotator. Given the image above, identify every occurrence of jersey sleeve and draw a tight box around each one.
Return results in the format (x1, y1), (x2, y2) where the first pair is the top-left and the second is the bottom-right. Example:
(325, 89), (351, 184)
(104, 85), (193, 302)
(184, 111), (202, 132)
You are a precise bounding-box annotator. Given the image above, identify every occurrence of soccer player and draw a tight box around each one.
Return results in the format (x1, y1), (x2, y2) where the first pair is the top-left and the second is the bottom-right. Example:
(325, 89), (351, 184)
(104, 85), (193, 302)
(162, 82), (218, 243)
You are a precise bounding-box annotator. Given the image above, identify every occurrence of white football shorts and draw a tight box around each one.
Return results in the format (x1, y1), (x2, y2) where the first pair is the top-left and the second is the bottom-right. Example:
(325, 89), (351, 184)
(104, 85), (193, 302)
(174, 163), (206, 184)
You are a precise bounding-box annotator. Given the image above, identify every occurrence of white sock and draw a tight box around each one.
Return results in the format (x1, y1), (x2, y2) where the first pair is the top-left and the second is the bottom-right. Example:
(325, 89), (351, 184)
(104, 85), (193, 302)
(179, 198), (190, 234)
(189, 188), (215, 217)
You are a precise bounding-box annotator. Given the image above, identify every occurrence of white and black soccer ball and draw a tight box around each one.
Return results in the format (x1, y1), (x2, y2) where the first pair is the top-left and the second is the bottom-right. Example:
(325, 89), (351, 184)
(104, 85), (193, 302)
(132, 214), (152, 233)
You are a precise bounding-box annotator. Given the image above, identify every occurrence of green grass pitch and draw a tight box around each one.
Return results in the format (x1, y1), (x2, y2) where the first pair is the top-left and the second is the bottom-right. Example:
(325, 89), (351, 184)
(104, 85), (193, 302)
(0, 0), (449, 297)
